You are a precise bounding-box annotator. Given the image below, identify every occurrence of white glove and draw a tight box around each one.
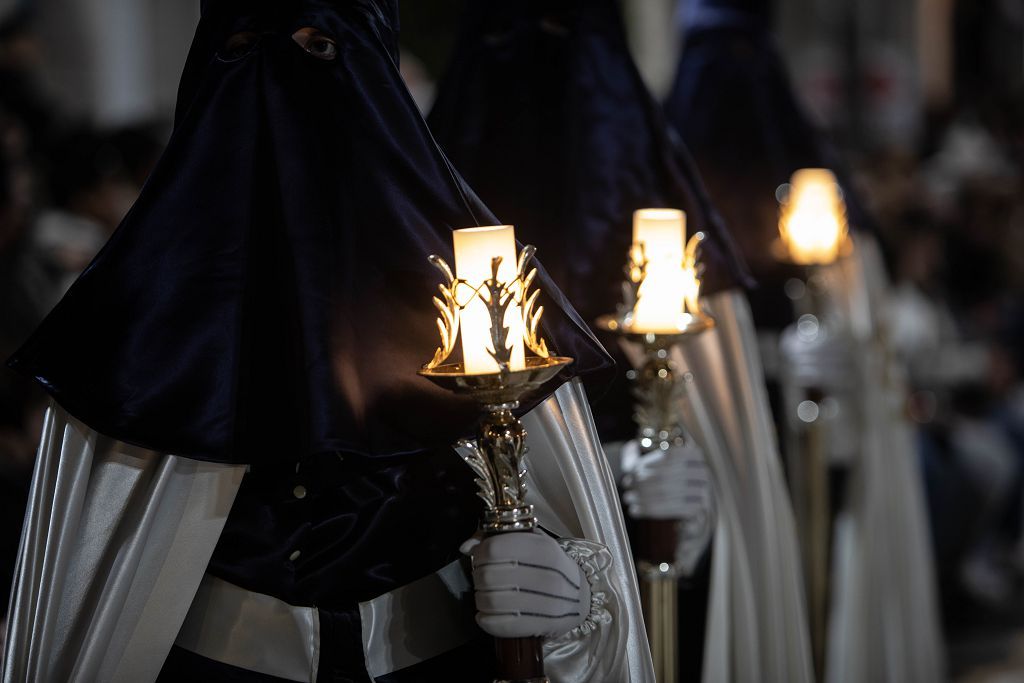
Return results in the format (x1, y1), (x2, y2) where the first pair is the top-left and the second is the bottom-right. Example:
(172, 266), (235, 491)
(779, 315), (856, 391)
(464, 531), (591, 639)
(620, 440), (716, 574)
(780, 316), (862, 464)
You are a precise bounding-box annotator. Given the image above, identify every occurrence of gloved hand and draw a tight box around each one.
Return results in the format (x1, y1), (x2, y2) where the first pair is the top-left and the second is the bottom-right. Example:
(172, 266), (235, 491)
(620, 440), (711, 520)
(620, 440), (716, 573)
(463, 531), (590, 639)
(780, 316), (862, 464)
(779, 315), (856, 391)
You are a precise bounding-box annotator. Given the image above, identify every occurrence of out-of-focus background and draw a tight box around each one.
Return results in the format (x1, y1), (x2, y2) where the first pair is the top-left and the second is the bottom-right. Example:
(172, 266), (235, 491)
(0, 0), (1022, 678)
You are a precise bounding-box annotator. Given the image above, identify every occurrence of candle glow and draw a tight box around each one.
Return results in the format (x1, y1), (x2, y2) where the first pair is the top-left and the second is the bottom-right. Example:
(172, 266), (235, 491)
(630, 209), (697, 334)
(453, 225), (526, 375)
(778, 168), (848, 266)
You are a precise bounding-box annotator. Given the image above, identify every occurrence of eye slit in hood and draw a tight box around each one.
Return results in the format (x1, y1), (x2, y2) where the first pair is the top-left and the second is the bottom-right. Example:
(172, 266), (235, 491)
(218, 31), (263, 62)
(292, 27), (338, 61)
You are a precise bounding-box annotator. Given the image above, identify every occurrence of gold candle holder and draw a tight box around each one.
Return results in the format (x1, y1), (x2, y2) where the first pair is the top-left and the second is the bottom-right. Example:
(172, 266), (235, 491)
(419, 235), (572, 683)
(597, 216), (714, 683)
(774, 168), (852, 677)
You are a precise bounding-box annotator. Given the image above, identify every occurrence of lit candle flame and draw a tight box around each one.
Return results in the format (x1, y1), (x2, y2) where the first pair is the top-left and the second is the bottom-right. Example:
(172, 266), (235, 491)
(452, 225), (526, 375)
(778, 168), (848, 266)
(630, 209), (705, 334)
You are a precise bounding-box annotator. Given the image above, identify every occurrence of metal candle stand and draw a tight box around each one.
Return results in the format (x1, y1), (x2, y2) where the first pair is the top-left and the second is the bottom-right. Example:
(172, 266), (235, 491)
(778, 245), (851, 678)
(596, 230), (713, 683)
(419, 245), (572, 683)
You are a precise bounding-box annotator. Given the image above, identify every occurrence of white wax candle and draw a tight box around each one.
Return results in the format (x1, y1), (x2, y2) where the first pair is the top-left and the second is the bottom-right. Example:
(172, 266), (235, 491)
(631, 209), (691, 333)
(453, 225), (526, 375)
(780, 168), (847, 265)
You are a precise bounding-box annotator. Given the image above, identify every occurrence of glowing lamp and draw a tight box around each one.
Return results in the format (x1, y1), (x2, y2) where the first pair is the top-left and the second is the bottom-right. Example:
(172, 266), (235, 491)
(778, 168), (848, 266)
(453, 226), (526, 375)
(629, 209), (707, 334)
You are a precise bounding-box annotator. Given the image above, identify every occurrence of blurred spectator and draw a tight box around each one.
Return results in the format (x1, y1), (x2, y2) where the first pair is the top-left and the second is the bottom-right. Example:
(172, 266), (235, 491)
(870, 92), (1024, 620)
(0, 5), (163, 634)
(0, 7), (55, 155)
(33, 125), (157, 303)
(0, 108), (46, 630)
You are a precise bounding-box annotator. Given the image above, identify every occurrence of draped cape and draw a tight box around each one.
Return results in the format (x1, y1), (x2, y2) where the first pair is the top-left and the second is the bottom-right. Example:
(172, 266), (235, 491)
(6, 0), (613, 466)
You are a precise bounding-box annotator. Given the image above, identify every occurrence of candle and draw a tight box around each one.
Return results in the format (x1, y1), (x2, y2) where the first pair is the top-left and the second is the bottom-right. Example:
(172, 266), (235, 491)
(631, 209), (692, 333)
(453, 225), (526, 375)
(779, 168), (847, 265)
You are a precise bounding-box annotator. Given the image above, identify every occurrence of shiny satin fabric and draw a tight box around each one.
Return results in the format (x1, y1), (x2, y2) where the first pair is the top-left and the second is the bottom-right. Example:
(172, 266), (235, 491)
(665, 0), (871, 329)
(7, 0), (612, 466)
(176, 574), (321, 682)
(674, 290), (814, 683)
(520, 378), (656, 683)
(358, 559), (474, 679)
(428, 0), (750, 442)
(2, 402), (244, 683)
(824, 237), (944, 683)
(175, 559), (473, 682)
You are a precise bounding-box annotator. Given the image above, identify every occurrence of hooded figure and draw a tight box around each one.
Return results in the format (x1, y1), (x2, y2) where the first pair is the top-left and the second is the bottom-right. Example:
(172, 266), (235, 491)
(428, 0), (750, 443)
(429, 2), (813, 681)
(665, 0), (872, 330)
(2, 2), (654, 681)
(666, 2), (944, 681)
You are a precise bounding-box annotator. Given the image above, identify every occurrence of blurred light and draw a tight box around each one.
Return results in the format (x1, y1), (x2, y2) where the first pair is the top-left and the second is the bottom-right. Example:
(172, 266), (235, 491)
(778, 168), (848, 266)
(797, 400), (820, 423)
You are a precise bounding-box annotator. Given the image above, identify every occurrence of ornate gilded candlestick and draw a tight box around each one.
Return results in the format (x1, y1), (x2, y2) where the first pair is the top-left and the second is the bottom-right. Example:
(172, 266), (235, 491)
(774, 168), (853, 676)
(597, 209), (713, 683)
(418, 226), (572, 683)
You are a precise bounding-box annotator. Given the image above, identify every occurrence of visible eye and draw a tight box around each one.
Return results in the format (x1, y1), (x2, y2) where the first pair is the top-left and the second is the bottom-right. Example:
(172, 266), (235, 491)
(539, 16), (570, 36)
(219, 31), (261, 61)
(291, 27), (338, 61)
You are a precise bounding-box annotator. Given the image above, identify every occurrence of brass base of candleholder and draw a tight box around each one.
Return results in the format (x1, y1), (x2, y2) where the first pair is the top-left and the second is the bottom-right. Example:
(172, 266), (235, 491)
(418, 356), (572, 405)
(791, 395), (830, 680)
(597, 312), (710, 683)
(594, 314), (714, 343)
(639, 559), (680, 683)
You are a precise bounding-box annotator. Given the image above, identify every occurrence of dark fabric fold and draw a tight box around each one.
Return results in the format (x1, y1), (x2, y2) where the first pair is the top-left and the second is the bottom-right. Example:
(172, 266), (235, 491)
(7, 0), (613, 466)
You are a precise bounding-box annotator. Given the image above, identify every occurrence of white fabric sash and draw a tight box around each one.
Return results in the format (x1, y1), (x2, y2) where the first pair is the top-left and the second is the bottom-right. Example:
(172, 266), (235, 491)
(174, 559), (475, 682)
(175, 574), (321, 682)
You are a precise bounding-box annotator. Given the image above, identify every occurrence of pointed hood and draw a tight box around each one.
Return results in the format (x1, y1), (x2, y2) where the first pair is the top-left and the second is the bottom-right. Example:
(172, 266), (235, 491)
(429, 0), (751, 440)
(666, 0), (874, 318)
(8, 0), (612, 465)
